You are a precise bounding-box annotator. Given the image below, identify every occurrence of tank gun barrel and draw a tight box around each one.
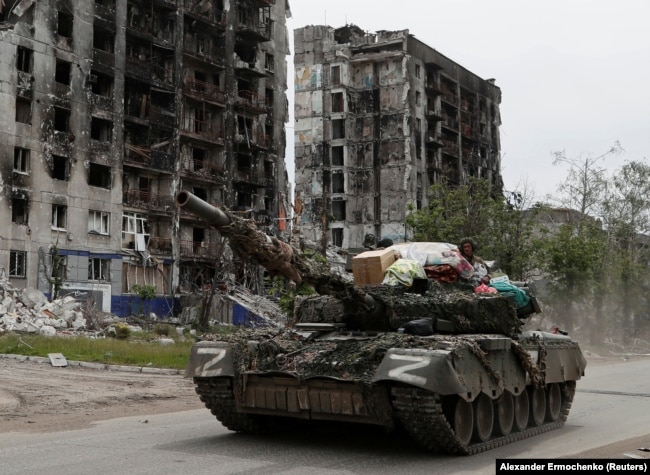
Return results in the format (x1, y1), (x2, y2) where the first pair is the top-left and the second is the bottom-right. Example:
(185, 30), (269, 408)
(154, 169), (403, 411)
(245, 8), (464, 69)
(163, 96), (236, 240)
(176, 191), (378, 314)
(176, 191), (303, 285)
(176, 190), (230, 228)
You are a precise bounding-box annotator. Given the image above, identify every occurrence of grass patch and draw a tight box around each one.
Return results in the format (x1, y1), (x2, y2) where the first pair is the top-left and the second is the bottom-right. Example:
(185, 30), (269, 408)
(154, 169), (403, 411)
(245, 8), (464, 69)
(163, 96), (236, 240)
(0, 333), (196, 370)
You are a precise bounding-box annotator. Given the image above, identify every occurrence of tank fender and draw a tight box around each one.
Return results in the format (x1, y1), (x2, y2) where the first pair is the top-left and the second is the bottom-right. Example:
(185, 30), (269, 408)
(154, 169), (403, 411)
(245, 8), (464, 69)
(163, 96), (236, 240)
(184, 341), (235, 378)
(520, 331), (588, 382)
(373, 343), (527, 402)
(372, 348), (467, 395)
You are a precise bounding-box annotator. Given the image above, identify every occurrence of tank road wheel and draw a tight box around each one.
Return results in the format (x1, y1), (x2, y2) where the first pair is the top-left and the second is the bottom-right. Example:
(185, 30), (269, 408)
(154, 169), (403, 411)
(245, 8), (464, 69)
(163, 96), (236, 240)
(529, 386), (546, 426)
(452, 397), (474, 448)
(546, 383), (562, 422)
(513, 390), (529, 432)
(473, 393), (494, 442)
(494, 391), (514, 436)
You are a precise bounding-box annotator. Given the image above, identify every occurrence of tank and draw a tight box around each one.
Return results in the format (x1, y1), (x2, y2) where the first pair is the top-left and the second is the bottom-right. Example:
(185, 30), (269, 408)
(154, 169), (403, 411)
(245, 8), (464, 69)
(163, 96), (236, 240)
(177, 191), (587, 455)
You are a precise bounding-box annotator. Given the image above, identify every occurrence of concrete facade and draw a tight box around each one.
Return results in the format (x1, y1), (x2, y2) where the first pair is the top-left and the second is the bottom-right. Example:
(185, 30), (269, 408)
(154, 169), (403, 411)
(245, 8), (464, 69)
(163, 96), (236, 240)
(0, 0), (291, 317)
(294, 25), (503, 250)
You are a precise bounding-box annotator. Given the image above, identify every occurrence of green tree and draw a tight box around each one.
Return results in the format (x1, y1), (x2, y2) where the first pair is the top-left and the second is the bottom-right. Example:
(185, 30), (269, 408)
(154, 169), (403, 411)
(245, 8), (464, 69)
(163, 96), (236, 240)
(406, 177), (499, 246)
(406, 177), (539, 281)
(534, 220), (606, 334)
(536, 143), (622, 337)
(549, 141), (621, 217)
(48, 245), (66, 301)
(600, 160), (650, 336)
(131, 284), (156, 317)
(490, 185), (542, 281)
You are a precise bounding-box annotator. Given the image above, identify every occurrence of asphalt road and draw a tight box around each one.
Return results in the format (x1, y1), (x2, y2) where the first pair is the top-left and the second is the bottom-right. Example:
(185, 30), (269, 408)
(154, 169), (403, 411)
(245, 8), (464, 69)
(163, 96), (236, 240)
(1, 356), (649, 475)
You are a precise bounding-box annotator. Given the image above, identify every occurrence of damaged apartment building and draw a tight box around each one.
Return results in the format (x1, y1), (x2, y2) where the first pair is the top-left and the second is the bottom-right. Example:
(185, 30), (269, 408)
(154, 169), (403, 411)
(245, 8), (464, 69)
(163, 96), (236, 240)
(0, 0), (291, 317)
(294, 25), (503, 249)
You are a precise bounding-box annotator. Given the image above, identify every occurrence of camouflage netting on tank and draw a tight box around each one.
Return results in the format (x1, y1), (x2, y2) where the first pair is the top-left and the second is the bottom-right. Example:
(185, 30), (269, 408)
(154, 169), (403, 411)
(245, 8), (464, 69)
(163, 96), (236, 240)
(216, 209), (355, 294)
(199, 328), (537, 385)
(295, 282), (522, 337)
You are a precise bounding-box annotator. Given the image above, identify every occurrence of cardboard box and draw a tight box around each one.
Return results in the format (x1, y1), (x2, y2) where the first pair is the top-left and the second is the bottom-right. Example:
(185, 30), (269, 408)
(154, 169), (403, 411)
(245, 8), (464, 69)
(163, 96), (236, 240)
(351, 249), (396, 285)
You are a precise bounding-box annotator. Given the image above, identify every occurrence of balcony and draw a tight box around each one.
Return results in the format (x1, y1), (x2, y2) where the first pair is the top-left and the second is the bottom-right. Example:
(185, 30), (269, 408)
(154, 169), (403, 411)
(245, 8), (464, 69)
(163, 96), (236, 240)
(89, 139), (113, 155)
(152, 64), (174, 85)
(442, 140), (459, 157)
(181, 157), (225, 181)
(149, 105), (175, 128)
(441, 114), (459, 131)
(52, 130), (74, 148)
(90, 94), (113, 114)
(93, 48), (115, 68)
(180, 118), (224, 144)
(124, 144), (175, 173)
(123, 189), (174, 213)
(235, 90), (267, 114)
(183, 39), (225, 67)
(461, 123), (474, 138)
(426, 109), (443, 121)
(425, 82), (442, 96)
(237, 9), (272, 43)
(125, 56), (153, 80)
(183, 78), (226, 106)
(234, 56), (268, 79)
(94, 2), (116, 23)
(184, 0), (226, 27)
(180, 240), (222, 259)
(233, 168), (255, 184)
(426, 135), (443, 148)
(148, 237), (173, 255)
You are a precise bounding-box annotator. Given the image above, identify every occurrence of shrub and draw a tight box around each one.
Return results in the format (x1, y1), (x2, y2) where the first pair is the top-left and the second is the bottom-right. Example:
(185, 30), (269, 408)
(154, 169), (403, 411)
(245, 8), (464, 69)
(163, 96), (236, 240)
(113, 322), (131, 339)
(153, 323), (172, 337)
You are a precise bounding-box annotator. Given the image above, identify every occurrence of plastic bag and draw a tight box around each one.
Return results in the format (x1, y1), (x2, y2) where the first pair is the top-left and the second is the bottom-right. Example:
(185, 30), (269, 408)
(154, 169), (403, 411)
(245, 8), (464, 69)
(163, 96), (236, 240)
(382, 258), (426, 287)
(474, 283), (497, 294)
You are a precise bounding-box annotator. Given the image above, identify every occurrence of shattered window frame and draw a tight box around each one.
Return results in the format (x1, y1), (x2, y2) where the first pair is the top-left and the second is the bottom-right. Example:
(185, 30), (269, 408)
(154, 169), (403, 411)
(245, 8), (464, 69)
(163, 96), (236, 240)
(51, 204), (67, 230)
(15, 97), (32, 124)
(264, 53), (274, 73)
(88, 210), (110, 235)
(331, 228), (343, 247)
(13, 147), (30, 173)
(88, 257), (110, 281)
(330, 65), (341, 85)
(121, 212), (150, 249)
(11, 197), (29, 225)
(16, 46), (33, 73)
(9, 250), (27, 279)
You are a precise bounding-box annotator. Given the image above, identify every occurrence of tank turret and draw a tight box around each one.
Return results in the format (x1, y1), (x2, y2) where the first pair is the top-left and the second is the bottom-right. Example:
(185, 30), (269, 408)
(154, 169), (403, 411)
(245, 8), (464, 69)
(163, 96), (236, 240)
(177, 191), (522, 335)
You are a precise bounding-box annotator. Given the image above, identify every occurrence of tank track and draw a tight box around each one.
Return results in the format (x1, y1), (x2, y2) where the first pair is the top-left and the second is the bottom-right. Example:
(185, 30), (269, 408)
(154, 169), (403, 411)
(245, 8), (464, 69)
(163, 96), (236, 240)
(196, 376), (577, 454)
(391, 382), (576, 455)
(194, 377), (271, 433)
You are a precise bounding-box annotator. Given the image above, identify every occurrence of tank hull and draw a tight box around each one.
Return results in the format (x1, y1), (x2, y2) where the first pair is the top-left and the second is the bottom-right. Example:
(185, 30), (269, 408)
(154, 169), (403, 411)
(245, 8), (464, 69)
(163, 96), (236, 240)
(187, 329), (586, 454)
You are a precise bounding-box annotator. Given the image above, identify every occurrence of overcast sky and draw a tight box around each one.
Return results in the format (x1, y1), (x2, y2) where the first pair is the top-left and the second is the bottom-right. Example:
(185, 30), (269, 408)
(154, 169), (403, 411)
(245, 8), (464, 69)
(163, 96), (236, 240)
(285, 0), (650, 202)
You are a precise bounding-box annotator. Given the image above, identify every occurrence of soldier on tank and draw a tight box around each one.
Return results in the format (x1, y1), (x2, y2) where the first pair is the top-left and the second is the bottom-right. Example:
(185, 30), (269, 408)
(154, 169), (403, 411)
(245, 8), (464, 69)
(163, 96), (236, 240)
(459, 237), (490, 286)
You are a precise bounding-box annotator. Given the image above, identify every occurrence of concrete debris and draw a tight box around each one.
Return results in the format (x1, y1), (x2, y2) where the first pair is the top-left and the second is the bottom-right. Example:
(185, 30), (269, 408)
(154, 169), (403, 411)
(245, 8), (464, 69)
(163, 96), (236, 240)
(0, 277), (288, 337)
(48, 352), (68, 367)
(0, 278), (91, 336)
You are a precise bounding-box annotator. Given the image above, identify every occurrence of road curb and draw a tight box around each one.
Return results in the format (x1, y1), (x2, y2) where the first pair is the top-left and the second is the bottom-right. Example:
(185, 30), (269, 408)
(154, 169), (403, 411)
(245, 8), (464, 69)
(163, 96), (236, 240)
(0, 353), (183, 375)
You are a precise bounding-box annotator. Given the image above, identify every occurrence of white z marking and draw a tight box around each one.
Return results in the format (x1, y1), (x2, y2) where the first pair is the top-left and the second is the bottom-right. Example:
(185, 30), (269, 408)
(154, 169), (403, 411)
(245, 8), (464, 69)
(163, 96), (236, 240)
(387, 354), (429, 386)
(196, 347), (227, 376)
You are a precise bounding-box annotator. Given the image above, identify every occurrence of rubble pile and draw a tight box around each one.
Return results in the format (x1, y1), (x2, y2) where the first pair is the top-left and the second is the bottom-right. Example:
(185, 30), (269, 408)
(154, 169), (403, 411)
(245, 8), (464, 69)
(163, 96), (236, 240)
(0, 278), (108, 336)
(0, 278), (287, 338)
